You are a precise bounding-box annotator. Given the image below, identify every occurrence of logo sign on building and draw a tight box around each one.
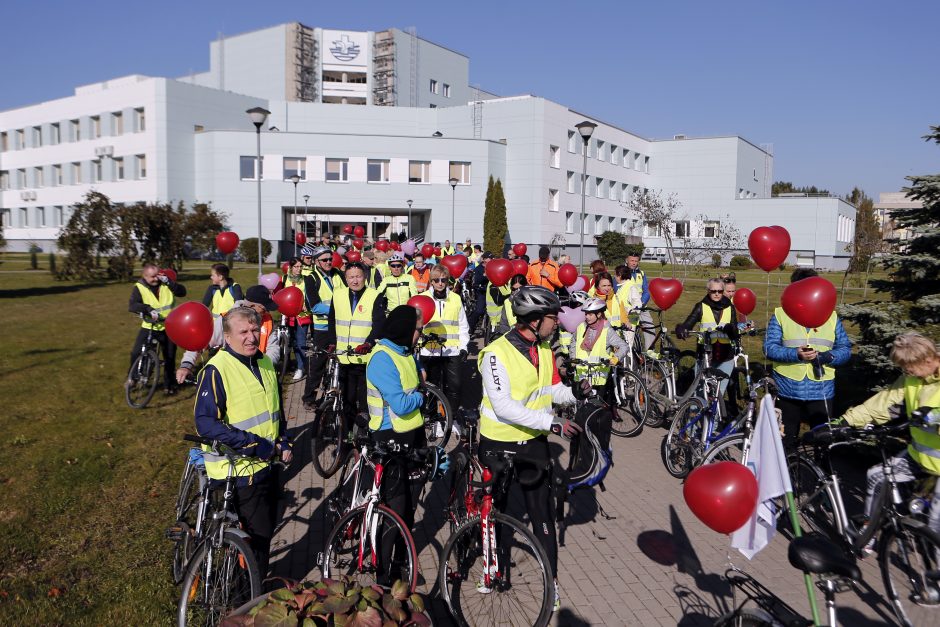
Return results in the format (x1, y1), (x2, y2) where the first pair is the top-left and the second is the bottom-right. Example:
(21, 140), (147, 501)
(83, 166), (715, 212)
(322, 30), (367, 66)
(330, 34), (360, 62)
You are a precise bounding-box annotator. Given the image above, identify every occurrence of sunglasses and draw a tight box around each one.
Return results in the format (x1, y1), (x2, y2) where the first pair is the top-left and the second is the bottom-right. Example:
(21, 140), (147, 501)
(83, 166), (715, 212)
(317, 257), (332, 263)
(389, 263), (403, 269)
(430, 278), (448, 284)
(708, 289), (723, 294)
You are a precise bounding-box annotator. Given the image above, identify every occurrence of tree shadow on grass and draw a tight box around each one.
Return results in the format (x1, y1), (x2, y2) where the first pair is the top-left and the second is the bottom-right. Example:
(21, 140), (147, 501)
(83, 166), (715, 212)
(0, 282), (112, 299)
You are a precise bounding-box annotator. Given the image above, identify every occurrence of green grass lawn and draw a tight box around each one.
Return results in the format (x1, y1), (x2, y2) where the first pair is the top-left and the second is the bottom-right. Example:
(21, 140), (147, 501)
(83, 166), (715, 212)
(0, 256), (889, 623)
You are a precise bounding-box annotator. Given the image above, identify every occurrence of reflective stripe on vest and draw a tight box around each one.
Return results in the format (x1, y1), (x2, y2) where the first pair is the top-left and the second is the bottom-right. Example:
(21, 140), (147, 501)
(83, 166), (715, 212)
(313, 270), (335, 326)
(479, 336), (554, 442)
(202, 351), (280, 481)
(210, 283), (240, 318)
(700, 305), (732, 344)
(334, 286), (378, 365)
(605, 297), (621, 328)
(574, 323), (611, 386)
(283, 275), (311, 318)
(904, 376), (940, 475)
(136, 283), (175, 331)
(381, 274), (416, 310)
(420, 290), (462, 348)
(773, 308), (838, 382)
(486, 285), (511, 329)
(366, 345), (423, 433)
(558, 329), (572, 355)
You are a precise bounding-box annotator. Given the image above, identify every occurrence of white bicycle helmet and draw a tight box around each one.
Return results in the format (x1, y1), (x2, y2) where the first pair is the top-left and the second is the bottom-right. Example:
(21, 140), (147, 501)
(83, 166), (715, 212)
(300, 244), (317, 257)
(388, 252), (406, 263)
(569, 290), (590, 306)
(581, 298), (607, 314)
(511, 286), (561, 318)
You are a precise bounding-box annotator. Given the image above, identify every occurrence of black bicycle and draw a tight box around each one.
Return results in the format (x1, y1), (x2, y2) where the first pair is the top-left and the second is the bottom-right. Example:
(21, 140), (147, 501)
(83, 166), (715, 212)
(126, 314), (161, 409)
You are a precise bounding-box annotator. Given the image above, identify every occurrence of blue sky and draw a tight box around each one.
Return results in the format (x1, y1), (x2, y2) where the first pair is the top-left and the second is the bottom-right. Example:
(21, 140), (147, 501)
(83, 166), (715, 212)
(3, 0), (937, 197)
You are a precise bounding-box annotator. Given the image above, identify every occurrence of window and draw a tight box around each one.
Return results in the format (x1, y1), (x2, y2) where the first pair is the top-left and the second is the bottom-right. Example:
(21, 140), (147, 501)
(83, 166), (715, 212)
(644, 156), (650, 173)
(703, 220), (720, 238)
(91, 116), (101, 139)
(449, 161), (471, 185)
(367, 159), (390, 183)
(283, 157), (306, 180)
(53, 164), (62, 186)
(72, 162), (82, 184)
(71, 119), (80, 141)
(33, 126), (42, 147)
(567, 130), (577, 153)
(36, 206), (46, 227)
(0, 170), (8, 190)
(136, 154), (147, 179)
(610, 144), (618, 165)
(595, 215), (604, 234)
(55, 206), (64, 226)
(325, 158), (349, 182)
(135, 107), (145, 132)
(548, 189), (559, 212)
(92, 159), (102, 182)
(608, 180), (617, 200)
(112, 111), (123, 135)
(443, 83), (451, 97)
(429, 104), (437, 109)
(596, 140), (605, 161)
(239, 156), (261, 180)
(674, 221), (690, 238)
(566, 211), (574, 234)
(738, 188), (745, 199)
(634, 152), (642, 171)
(34, 167), (44, 188)
(624, 149), (632, 169)
(594, 177), (603, 199)
(549, 145), (560, 168)
(114, 157), (125, 181)
(566, 171), (576, 193)
(621, 183), (629, 203)
(20, 207), (28, 227)
(1, 209), (10, 227)
(51, 123), (60, 145)
(408, 160), (430, 184)
(429, 79), (439, 94)
(0, 132), (7, 151)
(15, 129), (25, 149)
(16, 169), (26, 188)
(583, 214), (591, 235)
(644, 222), (661, 237)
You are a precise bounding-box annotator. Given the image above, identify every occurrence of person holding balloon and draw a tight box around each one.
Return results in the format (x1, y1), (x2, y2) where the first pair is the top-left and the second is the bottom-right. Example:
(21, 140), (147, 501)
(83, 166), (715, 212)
(377, 253), (417, 313)
(127, 263), (187, 395)
(526, 246), (563, 291)
(201, 263), (243, 319)
(764, 268), (852, 449)
(282, 259), (313, 382)
(301, 246), (348, 411)
(567, 297), (631, 399)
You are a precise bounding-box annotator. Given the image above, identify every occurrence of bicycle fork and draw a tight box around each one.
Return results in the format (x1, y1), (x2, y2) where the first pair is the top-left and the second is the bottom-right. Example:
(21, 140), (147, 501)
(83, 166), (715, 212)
(480, 492), (499, 588)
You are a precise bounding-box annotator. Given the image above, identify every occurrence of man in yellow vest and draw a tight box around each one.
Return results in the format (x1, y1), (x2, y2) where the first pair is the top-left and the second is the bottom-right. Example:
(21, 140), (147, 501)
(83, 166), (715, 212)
(202, 263), (243, 318)
(838, 332), (940, 538)
(127, 263), (187, 394)
(302, 246), (347, 410)
(377, 253), (417, 313)
(764, 268), (852, 448)
(194, 306), (292, 580)
(478, 285), (588, 611)
(616, 251), (654, 349)
(361, 249), (384, 289)
(328, 262), (386, 423)
(441, 239), (456, 257)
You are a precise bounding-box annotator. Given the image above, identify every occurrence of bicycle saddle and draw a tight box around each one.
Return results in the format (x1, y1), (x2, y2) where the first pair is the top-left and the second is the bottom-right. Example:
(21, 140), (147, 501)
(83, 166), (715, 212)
(705, 367), (730, 381)
(788, 533), (860, 581)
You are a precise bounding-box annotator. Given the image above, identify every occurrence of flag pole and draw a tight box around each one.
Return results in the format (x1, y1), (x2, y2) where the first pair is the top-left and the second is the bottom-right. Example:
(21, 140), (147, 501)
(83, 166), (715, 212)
(784, 490), (821, 625)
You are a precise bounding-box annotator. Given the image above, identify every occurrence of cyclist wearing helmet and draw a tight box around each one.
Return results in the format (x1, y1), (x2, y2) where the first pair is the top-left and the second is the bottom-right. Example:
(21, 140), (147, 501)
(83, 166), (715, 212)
(377, 253), (417, 312)
(301, 245), (347, 410)
(568, 298), (630, 396)
(299, 244), (317, 277)
(477, 285), (591, 612)
(495, 274), (528, 336)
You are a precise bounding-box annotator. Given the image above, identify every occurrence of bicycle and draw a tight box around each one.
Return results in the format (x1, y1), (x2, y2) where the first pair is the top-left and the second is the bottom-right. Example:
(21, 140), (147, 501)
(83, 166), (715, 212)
(126, 313), (161, 409)
(788, 422), (940, 627)
(438, 449), (555, 627)
(309, 346), (358, 478)
(414, 331), (457, 447)
(272, 314), (294, 382)
(697, 376), (778, 467)
(167, 447), (208, 584)
(565, 356), (648, 438)
(176, 434), (265, 627)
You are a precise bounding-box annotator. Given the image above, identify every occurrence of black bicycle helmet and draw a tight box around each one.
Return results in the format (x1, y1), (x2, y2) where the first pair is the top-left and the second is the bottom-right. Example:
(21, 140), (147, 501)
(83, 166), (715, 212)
(511, 285), (561, 319)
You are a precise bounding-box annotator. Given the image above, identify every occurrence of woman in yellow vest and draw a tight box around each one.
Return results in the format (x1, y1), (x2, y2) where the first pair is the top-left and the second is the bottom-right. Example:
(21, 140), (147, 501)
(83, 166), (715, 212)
(127, 263), (187, 394)
(202, 263), (243, 318)
(568, 298), (630, 393)
(284, 258), (313, 382)
(839, 332), (940, 538)
(377, 253), (417, 313)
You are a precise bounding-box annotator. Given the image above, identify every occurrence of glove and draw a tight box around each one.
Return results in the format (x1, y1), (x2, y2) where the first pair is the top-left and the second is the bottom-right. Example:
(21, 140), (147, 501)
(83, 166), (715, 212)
(353, 343), (372, 355)
(571, 378), (594, 400)
(158, 274), (169, 284)
(675, 324), (689, 340)
(326, 344), (336, 353)
(150, 310), (160, 322)
(550, 419), (583, 440)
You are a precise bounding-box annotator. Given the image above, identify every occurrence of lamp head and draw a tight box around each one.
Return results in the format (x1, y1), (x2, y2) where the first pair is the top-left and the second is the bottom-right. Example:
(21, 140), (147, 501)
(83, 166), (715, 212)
(575, 120), (597, 141)
(246, 106), (271, 129)
(289, 174), (301, 185)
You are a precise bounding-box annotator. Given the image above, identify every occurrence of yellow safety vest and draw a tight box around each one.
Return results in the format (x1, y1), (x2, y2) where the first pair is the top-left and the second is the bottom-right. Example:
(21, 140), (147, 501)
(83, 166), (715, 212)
(379, 272), (417, 311)
(502, 299), (517, 329)
(366, 344), (423, 433)
(136, 283), (175, 331)
(700, 305), (732, 345)
(420, 290), (462, 350)
(283, 275), (310, 318)
(486, 285), (511, 330)
(442, 246), (456, 256)
(333, 286), (378, 365)
(300, 263), (314, 277)
(201, 350), (280, 481)
(479, 336), (554, 442)
(210, 283), (240, 318)
(617, 269), (645, 305)
(312, 269), (337, 327)
(574, 323), (611, 386)
(364, 265), (381, 290)
(773, 308), (837, 382)
(904, 377), (940, 475)
(557, 329), (573, 355)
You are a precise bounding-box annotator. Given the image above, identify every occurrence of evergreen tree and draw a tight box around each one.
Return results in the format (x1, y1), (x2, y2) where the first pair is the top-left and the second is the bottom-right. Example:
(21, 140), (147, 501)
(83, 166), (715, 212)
(840, 125), (940, 388)
(483, 176), (507, 255)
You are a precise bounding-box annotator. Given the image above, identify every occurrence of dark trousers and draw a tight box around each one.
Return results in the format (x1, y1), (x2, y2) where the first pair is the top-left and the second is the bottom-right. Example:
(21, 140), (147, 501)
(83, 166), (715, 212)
(423, 355), (463, 415)
(467, 292), (486, 335)
(778, 396), (833, 450)
(302, 330), (331, 405)
(233, 477), (275, 582)
(478, 436), (558, 577)
(340, 363), (368, 420)
(129, 327), (176, 389)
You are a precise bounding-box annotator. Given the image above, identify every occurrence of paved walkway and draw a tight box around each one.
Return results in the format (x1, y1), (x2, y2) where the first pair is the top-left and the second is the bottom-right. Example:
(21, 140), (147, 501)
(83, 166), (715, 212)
(268, 358), (899, 626)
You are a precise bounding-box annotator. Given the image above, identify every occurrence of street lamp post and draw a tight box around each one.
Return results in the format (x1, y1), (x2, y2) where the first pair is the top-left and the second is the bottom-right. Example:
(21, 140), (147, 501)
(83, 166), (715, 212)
(449, 178), (459, 245)
(290, 174), (301, 255)
(575, 120), (597, 271)
(247, 106), (271, 278)
(406, 199), (413, 239)
(303, 194), (310, 239)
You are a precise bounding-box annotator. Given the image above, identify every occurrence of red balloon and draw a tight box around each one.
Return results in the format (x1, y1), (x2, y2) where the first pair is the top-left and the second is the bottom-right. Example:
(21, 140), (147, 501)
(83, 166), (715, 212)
(441, 254), (468, 278)
(781, 276), (837, 329)
(331, 251), (344, 268)
(390, 241), (401, 251)
(273, 286), (304, 317)
(159, 268), (177, 282)
(748, 226), (791, 272)
(353, 226), (365, 238)
(683, 462), (758, 534)
(295, 232), (307, 246)
(346, 250), (361, 263)
(648, 278), (683, 310)
(342, 224), (354, 235)
(433, 246), (442, 258)
(280, 261), (290, 274)
(408, 295), (436, 326)
(353, 238), (365, 250)
(165, 302), (213, 351)
(558, 263), (578, 287)
(215, 231), (239, 255)
(734, 287), (757, 316)
(511, 259), (529, 277)
(512, 243), (527, 257)
(485, 259), (513, 287)
(421, 244), (435, 258)
(376, 240), (390, 252)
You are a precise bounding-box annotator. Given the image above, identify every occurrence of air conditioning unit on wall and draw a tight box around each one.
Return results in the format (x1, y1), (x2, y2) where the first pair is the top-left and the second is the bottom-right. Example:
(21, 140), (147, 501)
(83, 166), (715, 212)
(94, 145), (114, 157)
(20, 191), (37, 201)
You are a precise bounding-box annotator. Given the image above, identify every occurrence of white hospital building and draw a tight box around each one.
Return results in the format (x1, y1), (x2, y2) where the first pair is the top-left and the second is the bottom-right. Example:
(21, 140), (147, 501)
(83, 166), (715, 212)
(0, 23), (857, 268)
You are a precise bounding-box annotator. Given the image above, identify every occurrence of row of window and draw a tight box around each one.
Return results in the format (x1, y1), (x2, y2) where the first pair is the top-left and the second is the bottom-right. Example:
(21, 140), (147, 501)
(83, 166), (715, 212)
(0, 109), (146, 152)
(561, 134), (650, 173)
(564, 171), (648, 203)
(429, 80), (451, 98)
(239, 157), (471, 185)
(561, 212), (721, 239)
(1, 205), (69, 229)
(0, 155), (147, 190)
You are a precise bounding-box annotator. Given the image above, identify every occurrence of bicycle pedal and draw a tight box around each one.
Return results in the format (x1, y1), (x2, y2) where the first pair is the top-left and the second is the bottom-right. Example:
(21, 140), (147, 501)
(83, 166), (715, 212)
(165, 526), (184, 541)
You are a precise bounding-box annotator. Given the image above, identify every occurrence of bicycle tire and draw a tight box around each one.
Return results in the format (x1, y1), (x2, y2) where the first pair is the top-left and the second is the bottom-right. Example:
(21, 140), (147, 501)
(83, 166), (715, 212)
(421, 382), (454, 448)
(673, 349), (698, 396)
(439, 512), (553, 627)
(126, 349), (160, 409)
(611, 369), (647, 438)
(312, 397), (346, 478)
(321, 503), (419, 593)
(879, 517), (940, 627)
(278, 328), (291, 382)
(785, 454), (836, 538)
(637, 358), (671, 428)
(171, 461), (203, 584)
(177, 531), (261, 627)
(712, 607), (778, 626)
(661, 398), (707, 478)
(700, 434), (746, 466)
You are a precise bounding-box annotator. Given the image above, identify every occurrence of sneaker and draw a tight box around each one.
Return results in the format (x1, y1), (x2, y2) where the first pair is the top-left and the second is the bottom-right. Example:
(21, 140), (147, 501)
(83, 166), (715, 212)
(292, 369), (304, 382)
(452, 422), (462, 440)
(433, 422), (445, 439)
(476, 574), (492, 594)
(553, 584), (561, 612)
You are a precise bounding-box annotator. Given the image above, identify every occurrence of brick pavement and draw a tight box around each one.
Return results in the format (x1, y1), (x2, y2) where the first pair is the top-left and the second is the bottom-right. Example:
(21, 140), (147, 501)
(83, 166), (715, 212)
(268, 357), (900, 626)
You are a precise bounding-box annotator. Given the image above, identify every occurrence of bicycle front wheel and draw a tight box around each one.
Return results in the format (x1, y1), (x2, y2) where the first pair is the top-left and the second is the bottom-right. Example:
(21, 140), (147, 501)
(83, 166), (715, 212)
(439, 512), (553, 627)
(661, 398), (707, 478)
(421, 382), (453, 448)
(171, 460), (204, 583)
(126, 349), (159, 409)
(880, 518), (940, 627)
(322, 504), (418, 593)
(700, 434), (746, 466)
(637, 357), (670, 428)
(177, 531), (261, 627)
(611, 369), (647, 438)
(312, 398), (346, 478)
(786, 454), (835, 538)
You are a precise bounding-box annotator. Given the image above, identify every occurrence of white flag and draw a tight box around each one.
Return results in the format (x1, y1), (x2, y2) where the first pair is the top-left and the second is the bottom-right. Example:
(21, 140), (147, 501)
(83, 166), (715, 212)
(731, 394), (793, 559)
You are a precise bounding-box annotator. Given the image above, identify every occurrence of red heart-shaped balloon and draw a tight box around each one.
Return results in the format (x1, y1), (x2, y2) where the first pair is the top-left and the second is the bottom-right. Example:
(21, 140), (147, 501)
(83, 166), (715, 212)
(421, 244), (435, 259)
(273, 286), (304, 317)
(353, 238), (365, 250)
(485, 259), (513, 287)
(511, 259), (528, 277)
(165, 302), (214, 351)
(557, 263), (578, 287)
(375, 240), (390, 252)
(353, 226), (365, 238)
(342, 224), (354, 235)
(734, 288), (756, 316)
(215, 231), (240, 255)
(512, 243), (527, 257)
(748, 226), (791, 272)
(441, 255), (468, 278)
(683, 462), (758, 534)
(649, 278), (683, 310)
(780, 276), (837, 329)
(346, 250), (361, 263)
(408, 295), (436, 326)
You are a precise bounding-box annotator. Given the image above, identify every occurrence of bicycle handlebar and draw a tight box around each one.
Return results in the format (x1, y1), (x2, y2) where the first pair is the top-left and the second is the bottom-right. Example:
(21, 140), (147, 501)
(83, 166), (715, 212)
(801, 421), (909, 447)
(183, 434), (288, 467)
(474, 450), (550, 489)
